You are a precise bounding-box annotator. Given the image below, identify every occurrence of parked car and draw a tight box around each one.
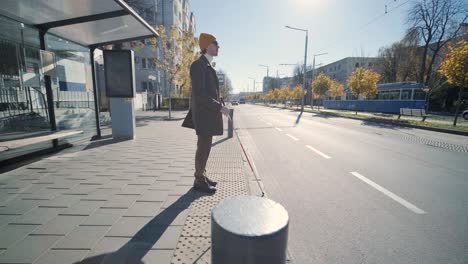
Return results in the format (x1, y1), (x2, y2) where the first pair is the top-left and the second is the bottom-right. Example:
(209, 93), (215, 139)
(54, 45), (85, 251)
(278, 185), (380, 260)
(239, 98), (246, 104)
(231, 101), (239, 106)
(463, 110), (468, 120)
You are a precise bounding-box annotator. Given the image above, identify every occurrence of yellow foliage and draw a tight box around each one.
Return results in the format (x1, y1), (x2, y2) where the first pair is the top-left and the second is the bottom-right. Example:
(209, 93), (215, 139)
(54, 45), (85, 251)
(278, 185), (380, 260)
(329, 80), (344, 98)
(439, 41), (468, 88)
(148, 25), (197, 97)
(280, 87), (291, 100)
(266, 90), (275, 101)
(312, 72), (332, 99)
(347, 67), (380, 99)
(291, 85), (303, 100)
(272, 88), (281, 100)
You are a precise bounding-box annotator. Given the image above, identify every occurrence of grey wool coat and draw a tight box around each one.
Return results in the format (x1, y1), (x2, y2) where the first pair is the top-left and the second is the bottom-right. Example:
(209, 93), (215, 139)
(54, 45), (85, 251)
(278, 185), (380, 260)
(182, 55), (223, 135)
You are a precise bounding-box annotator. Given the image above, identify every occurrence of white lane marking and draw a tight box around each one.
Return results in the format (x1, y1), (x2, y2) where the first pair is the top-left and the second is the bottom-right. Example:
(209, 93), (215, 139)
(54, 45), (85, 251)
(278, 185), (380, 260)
(350, 172), (427, 214)
(286, 134), (299, 141)
(259, 119), (273, 126)
(275, 127), (283, 132)
(305, 145), (331, 159)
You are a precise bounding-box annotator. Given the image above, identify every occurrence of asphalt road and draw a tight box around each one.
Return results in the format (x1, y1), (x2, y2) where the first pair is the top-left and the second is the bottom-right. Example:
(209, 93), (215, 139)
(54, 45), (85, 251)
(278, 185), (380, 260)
(234, 104), (468, 264)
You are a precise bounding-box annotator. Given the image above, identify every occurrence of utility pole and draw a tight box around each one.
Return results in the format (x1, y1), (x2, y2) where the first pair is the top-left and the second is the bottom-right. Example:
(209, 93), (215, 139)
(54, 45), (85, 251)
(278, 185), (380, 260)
(249, 77), (255, 93)
(285, 25), (308, 113)
(258, 64), (269, 77)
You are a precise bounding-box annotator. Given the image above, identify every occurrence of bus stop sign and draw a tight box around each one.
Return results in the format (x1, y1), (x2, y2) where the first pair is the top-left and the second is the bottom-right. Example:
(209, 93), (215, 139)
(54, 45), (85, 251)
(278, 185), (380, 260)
(217, 74), (225, 86)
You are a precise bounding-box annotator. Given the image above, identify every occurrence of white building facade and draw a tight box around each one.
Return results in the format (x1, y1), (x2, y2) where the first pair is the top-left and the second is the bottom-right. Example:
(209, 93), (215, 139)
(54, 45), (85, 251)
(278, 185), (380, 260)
(126, 0), (196, 97)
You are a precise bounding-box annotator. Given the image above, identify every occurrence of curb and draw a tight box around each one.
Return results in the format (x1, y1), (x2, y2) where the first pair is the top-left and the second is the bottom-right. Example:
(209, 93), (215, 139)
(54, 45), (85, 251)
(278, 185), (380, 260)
(260, 104), (468, 137)
(338, 115), (468, 136)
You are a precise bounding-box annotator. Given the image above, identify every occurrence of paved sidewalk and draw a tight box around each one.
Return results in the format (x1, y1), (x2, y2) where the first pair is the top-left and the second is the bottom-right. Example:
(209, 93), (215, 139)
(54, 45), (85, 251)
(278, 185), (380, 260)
(0, 111), (254, 264)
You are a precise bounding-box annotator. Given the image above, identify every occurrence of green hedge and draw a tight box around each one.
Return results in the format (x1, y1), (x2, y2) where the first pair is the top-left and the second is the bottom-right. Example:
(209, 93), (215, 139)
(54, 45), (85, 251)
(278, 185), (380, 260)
(162, 98), (190, 110)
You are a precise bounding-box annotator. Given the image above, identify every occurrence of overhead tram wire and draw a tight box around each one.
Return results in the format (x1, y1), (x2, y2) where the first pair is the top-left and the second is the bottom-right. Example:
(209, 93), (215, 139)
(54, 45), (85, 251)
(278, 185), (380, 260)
(313, 0), (412, 54)
(281, 0), (412, 75)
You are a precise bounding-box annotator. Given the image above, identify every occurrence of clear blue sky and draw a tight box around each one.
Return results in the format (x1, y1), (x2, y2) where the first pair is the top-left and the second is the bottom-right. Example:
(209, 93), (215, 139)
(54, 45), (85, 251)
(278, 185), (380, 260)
(190, 0), (412, 93)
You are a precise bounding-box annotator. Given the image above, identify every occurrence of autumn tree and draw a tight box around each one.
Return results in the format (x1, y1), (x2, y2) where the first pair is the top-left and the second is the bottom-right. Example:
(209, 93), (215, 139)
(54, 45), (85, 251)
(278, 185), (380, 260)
(265, 90), (275, 103)
(272, 88), (281, 102)
(280, 87), (291, 102)
(329, 80), (344, 99)
(347, 67), (381, 99)
(439, 41), (468, 126)
(407, 0), (467, 86)
(312, 72), (332, 100)
(177, 32), (198, 97)
(147, 25), (197, 118)
(290, 85), (304, 108)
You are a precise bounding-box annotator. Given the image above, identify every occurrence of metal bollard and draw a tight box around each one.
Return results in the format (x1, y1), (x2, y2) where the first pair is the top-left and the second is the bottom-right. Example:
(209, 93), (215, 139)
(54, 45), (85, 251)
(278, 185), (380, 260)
(211, 195), (289, 264)
(228, 109), (234, 138)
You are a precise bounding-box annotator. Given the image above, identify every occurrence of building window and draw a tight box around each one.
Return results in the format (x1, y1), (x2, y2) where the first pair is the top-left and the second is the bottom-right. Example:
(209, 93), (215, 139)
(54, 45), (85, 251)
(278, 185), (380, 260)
(142, 58), (147, 69)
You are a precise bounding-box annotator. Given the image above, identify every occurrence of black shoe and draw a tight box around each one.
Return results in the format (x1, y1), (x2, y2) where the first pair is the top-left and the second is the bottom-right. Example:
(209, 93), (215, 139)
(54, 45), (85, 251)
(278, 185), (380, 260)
(193, 180), (216, 194)
(203, 171), (217, 187)
(205, 177), (217, 187)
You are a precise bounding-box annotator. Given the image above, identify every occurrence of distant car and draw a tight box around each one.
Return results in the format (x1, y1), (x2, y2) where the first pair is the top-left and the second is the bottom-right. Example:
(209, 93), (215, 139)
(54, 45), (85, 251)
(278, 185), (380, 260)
(463, 110), (468, 120)
(239, 98), (246, 104)
(231, 101), (239, 106)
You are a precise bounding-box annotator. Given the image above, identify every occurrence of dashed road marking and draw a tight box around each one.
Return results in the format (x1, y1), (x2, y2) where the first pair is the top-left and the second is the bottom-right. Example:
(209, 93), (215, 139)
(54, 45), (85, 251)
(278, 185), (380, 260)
(286, 134), (299, 141)
(350, 172), (427, 214)
(305, 145), (331, 159)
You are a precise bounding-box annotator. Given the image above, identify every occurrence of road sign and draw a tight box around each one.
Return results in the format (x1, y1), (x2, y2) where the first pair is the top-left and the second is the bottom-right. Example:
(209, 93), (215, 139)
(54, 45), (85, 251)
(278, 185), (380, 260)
(217, 74), (225, 86)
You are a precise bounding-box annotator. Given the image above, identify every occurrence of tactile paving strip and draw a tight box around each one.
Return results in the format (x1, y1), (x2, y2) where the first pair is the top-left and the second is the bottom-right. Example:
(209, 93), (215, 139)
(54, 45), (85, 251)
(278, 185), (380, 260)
(170, 129), (251, 264)
(194, 181), (249, 202)
(181, 216), (211, 237)
(205, 172), (244, 182)
(189, 201), (218, 217)
(171, 237), (211, 264)
(204, 166), (245, 175)
(400, 134), (468, 152)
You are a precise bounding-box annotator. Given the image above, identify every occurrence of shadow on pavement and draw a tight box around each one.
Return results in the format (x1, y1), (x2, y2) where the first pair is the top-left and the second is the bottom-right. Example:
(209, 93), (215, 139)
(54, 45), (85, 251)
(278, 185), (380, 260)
(295, 111), (303, 124)
(75, 189), (212, 264)
(211, 136), (230, 147)
(234, 126), (295, 131)
(135, 115), (185, 127)
(135, 115), (166, 127)
(309, 112), (336, 119)
(83, 137), (128, 151)
(360, 118), (411, 130)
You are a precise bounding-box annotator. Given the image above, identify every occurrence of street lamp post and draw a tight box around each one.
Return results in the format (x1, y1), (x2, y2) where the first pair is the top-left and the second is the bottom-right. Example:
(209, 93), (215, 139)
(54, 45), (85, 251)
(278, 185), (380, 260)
(249, 77), (255, 93)
(285, 25), (308, 113)
(258, 64), (269, 77)
(310, 52), (327, 109)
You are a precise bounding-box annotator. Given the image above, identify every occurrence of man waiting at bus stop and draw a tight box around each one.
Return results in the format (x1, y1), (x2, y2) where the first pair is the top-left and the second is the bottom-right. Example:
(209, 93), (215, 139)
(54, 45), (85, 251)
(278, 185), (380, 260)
(182, 33), (229, 193)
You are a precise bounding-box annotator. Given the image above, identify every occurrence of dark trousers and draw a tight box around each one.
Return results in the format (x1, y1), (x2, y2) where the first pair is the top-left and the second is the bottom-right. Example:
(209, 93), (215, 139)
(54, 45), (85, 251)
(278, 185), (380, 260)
(195, 135), (213, 179)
